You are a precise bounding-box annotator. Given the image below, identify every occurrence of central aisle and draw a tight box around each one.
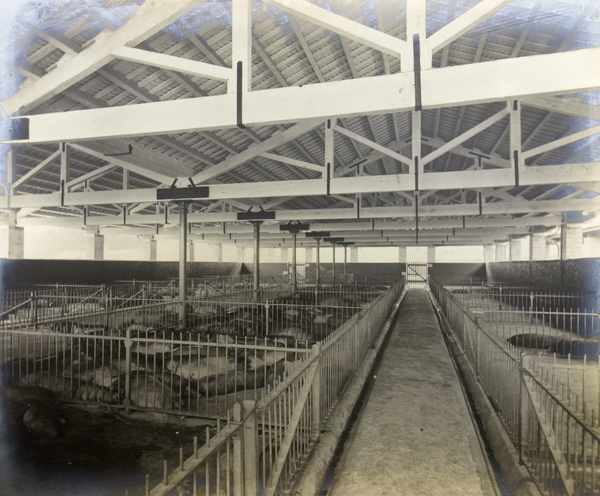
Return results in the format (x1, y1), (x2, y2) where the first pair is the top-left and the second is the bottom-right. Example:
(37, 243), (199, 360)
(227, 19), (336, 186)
(327, 288), (497, 496)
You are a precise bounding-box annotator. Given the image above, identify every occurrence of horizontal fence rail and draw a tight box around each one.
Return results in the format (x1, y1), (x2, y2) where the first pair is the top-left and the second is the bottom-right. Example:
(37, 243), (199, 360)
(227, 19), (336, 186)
(430, 278), (600, 496)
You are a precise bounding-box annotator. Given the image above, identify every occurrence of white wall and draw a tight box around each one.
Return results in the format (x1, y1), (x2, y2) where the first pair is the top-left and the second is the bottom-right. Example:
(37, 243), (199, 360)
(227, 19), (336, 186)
(356, 247), (402, 263)
(435, 245), (485, 263)
(8, 225), (597, 262)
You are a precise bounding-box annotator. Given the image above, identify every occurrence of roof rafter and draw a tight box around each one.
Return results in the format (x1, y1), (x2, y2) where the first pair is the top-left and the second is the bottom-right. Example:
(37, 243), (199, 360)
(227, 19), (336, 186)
(2, 0), (206, 115)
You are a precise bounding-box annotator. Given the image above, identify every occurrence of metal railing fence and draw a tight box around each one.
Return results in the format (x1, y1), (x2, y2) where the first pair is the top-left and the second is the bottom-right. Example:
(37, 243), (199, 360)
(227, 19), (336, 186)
(430, 278), (600, 496)
(446, 283), (583, 314)
(139, 277), (406, 496)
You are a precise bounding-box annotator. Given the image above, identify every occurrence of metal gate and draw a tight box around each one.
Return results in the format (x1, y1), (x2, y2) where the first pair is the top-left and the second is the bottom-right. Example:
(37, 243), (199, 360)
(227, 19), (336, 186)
(406, 262), (428, 285)
(288, 263), (306, 283)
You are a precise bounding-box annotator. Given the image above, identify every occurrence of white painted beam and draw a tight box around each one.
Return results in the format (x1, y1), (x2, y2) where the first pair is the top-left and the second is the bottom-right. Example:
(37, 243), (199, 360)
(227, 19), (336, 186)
(66, 164), (117, 191)
(406, 0), (431, 70)
(69, 142), (182, 185)
(9, 163), (599, 210)
(231, 0), (252, 93)
(1, 0), (205, 115)
(191, 120), (322, 183)
(521, 163), (600, 185)
(334, 125), (413, 168)
(427, 0), (515, 53)
(12, 149), (61, 190)
(12, 47), (600, 143)
(260, 153), (324, 174)
(263, 0), (408, 59)
(423, 47), (600, 109)
(419, 168), (514, 190)
(111, 46), (231, 81)
(522, 124), (600, 160)
(421, 108), (509, 165)
(523, 96), (600, 120)
(17, 209), (563, 231)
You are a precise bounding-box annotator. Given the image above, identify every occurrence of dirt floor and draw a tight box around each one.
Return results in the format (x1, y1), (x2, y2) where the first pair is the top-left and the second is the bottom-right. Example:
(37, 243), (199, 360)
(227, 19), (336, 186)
(0, 403), (212, 496)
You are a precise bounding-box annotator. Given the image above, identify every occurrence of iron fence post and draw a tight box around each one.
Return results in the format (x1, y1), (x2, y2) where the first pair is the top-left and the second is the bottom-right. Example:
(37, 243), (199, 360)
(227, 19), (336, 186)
(242, 400), (258, 496)
(30, 292), (37, 324)
(311, 343), (322, 441)
(124, 327), (131, 415)
(233, 402), (244, 496)
(265, 300), (270, 337)
(518, 353), (525, 465)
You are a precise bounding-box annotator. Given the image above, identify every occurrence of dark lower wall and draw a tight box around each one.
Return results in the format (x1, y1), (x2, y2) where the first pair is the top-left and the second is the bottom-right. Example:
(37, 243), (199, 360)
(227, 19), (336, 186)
(429, 263), (486, 284)
(486, 259), (600, 311)
(0, 259), (243, 289)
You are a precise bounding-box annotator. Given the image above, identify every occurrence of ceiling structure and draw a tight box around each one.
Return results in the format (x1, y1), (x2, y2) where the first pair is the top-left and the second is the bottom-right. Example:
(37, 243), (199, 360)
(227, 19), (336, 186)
(0, 0), (599, 249)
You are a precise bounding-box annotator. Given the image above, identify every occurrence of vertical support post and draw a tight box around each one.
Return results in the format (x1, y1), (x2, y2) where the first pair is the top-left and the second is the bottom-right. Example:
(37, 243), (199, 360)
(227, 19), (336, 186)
(124, 327), (132, 415)
(292, 232), (298, 291)
(343, 244), (348, 284)
(179, 201), (188, 327)
(325, 118), (335, 188)
(231, 0), (252, 95)
(510, 100), (522, 188)
(311, 343), (322, 441)
(232, 402), (243, 496)
(315, 238), (321, 290)
(518, 354), (525, 465)
(242, 400), (258, 496)
(60, 142), (70, 206)
(252, 221), (261, 302)
(7, 149), (14, 209)
(331, 242), (336, 286)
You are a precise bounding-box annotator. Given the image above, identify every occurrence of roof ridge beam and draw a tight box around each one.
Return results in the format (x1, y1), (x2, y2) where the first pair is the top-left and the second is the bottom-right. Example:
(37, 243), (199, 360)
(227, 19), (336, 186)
(2, 0), (205, 115)
(263, 0), (408, 59)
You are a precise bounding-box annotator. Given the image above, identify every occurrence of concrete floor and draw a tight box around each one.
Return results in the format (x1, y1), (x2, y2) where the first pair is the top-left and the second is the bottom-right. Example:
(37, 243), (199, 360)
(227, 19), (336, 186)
(327, 288), (497, 496)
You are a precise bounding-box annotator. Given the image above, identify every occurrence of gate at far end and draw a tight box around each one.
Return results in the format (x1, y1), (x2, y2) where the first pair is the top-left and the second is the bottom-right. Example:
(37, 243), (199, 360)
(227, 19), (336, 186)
(406, 262), (428, 286)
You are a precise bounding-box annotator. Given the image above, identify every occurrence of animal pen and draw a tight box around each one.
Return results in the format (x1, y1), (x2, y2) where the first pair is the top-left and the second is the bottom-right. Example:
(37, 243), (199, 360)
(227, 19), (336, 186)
(0, 276), (405, 494)
(430, 278), (600, 496)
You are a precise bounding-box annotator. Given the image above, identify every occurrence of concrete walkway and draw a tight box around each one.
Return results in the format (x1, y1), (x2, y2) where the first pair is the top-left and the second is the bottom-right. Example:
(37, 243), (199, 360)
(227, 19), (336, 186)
(327, 288), (496, 496)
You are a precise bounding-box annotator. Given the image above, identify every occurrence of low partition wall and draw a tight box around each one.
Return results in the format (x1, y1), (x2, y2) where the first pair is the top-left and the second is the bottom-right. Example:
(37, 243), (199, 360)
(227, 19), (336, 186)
(429, 278), (600, 496)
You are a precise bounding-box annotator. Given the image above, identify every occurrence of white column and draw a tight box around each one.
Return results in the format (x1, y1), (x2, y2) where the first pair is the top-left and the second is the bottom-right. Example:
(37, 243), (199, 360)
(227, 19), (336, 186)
(217, 243), (223, 262)
(427, 246), (436, 263)
(583, 235), (600, 257)
(495, 242), (507, 262)
(561, 225), (584, 260)
(188, 240), (195, 262)
(530, 233), (548, 261)
(7, 226), (25, 259)
(305, 247), (314, 264)
(484, 244), (495, 263)
(350, 246), (359, 263)
(236, 245), (245, 263)
(148, 237), (157, 261)
(398, 246), (407, 263)
(509, 237), (522, 261)
(280, 246), (289, 263)
(86, 228), (104, 260)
